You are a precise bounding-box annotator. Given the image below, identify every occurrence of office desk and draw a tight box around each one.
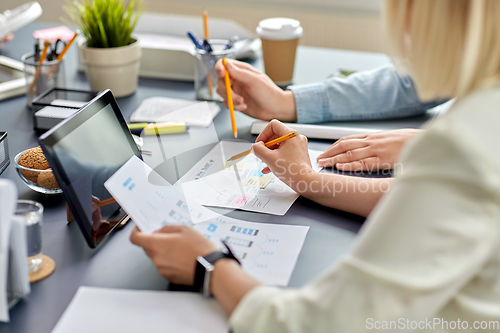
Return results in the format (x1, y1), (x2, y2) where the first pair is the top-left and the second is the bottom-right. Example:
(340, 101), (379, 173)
(0, 23), (434, 333)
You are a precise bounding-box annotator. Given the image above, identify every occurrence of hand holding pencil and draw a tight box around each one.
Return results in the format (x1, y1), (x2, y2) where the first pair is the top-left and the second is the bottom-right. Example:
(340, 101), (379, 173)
(251, 120), (313, 178)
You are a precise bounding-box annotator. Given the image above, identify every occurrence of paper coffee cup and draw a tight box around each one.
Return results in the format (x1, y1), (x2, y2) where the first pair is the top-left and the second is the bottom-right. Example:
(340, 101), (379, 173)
(257, 18), (303, 85)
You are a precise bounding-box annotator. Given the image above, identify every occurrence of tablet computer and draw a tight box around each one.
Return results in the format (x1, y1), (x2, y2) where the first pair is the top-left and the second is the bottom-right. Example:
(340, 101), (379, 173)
(39, 89), (141, 248)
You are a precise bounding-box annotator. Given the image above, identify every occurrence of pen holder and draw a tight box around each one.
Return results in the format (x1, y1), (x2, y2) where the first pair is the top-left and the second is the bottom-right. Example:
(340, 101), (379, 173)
(194, 39), (236, 102)
(22, 53), (65, 109)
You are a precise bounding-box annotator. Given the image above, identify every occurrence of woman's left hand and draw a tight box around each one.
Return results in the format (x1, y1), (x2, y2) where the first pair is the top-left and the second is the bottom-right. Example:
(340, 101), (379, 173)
(130, 225), (218, 285)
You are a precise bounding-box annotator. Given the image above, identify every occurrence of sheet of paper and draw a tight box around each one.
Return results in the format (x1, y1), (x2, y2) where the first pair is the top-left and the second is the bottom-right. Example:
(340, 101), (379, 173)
(105, 156), (309, 286)
(129, 97), (220, 127)
(243, 176), (273, 189)
(194, 220), (309, 286)
(51, 287), (228, 333)
(176, 141), (323, 215)
(105, 156), (219, 234)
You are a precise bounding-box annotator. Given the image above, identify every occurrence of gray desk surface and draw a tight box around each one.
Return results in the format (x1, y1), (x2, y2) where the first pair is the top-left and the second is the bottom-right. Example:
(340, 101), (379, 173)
(0, 23), (433, 333)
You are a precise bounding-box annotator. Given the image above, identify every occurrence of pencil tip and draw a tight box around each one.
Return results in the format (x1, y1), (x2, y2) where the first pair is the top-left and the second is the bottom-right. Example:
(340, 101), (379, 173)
(234, 132), (238, 138)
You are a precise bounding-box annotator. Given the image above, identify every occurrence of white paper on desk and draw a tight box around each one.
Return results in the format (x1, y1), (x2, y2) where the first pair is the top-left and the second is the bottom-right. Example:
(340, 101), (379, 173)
(105, 156), (309, 286)
(51, 287), (229, 333)
(177, 141), (323, 215)
(129, 97), (220, 128)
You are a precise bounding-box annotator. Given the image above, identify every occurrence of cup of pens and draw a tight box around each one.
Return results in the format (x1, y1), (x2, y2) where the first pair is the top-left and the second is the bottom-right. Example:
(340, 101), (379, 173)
(22, 53), (65, 108)
(193, 38), (237, 102)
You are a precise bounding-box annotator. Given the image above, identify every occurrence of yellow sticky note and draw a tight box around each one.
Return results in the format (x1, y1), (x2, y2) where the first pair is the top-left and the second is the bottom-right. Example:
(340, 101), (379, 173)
(243, 176), (273, 189)
(223, 160), (246, 171)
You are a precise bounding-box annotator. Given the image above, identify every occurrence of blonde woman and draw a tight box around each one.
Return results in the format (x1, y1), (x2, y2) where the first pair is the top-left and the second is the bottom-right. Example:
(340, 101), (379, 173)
(131, 0), (500, 331)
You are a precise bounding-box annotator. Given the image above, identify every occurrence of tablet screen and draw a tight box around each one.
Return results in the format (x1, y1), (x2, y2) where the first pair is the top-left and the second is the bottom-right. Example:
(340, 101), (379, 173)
(40, 90), (140, 247)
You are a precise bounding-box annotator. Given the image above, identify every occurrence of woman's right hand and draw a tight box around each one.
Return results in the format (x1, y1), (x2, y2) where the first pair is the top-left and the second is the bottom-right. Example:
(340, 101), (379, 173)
(252, 120), (314, 193)
(215, 59), (297, 122)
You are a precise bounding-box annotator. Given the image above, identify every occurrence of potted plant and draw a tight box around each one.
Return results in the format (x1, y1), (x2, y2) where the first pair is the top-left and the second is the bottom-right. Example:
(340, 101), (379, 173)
(65, 0), (142, 97)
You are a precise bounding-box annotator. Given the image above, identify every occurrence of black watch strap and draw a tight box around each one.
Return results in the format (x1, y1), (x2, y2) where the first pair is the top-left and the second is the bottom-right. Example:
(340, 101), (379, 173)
(205, 240), (241, 266)
(193, 240), (241, 295)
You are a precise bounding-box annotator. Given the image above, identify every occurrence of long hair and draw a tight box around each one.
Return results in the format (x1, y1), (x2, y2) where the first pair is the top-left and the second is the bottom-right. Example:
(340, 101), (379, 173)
(384, 0), (500, 101)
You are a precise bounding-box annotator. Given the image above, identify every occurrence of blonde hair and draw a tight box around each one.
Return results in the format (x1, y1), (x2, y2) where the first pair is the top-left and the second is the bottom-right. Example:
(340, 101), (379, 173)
(384, 0), (500, 101)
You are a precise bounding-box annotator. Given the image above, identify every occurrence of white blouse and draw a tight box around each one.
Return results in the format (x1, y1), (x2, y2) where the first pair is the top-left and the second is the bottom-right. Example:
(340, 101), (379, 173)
(230, 87), (500, 332)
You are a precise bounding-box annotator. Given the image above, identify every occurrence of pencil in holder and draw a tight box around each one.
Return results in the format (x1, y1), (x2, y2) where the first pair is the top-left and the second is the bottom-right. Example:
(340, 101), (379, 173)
(194, 39), (236, 102)
(21, 53), (66, 109)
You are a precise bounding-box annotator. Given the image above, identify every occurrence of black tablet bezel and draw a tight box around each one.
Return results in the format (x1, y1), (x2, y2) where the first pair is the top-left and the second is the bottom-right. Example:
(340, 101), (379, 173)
(39, 89), (141, 248)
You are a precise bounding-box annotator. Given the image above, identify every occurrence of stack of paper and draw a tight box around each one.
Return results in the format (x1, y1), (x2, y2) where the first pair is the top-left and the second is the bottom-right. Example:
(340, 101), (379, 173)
(51, 287), (228, 333)
(129, 97), (220, 128)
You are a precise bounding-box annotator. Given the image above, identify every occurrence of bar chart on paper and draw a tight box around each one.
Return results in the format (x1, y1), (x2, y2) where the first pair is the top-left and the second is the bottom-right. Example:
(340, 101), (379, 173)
(194, 219), (309, 286)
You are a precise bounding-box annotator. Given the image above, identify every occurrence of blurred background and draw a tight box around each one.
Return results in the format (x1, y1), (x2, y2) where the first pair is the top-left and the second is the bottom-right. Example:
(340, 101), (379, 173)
(0, 0), (385, 52)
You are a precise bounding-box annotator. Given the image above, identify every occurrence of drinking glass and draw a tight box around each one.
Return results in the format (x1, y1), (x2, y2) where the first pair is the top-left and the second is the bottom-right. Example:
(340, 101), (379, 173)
(15, 200), (44, 273)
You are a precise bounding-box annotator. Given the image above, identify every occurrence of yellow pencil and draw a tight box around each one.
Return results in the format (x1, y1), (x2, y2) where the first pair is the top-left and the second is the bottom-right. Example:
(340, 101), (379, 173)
(97, 197), (117, 208)
(29, 41), (51, 93)
(228, 131), (299, 161)
(203, 10), (213, 98)
(223, 58), (238, 138)
(46, 31), (78, 77)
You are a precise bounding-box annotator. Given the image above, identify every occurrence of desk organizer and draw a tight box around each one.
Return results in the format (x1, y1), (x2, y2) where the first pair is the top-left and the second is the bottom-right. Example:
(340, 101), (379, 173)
(32, 88), (98, 132)
(0, 132), (9, 175)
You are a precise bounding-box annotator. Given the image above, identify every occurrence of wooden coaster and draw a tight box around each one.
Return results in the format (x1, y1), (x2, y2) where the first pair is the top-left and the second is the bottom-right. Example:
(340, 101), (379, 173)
(29, 255), (56, 283)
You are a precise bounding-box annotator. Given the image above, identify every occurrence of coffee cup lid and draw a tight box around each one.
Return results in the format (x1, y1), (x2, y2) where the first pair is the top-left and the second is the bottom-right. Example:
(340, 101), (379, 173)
(256, 18), (303, 41)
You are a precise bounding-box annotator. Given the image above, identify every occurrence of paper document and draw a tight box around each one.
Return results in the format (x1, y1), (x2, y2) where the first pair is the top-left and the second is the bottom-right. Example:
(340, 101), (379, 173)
(51, 287), (228, 333)
(105, 156), (309, 285)
(129, 97), (220, 128)
(177, 141), (322, 215)
(105, 156), (219, 233)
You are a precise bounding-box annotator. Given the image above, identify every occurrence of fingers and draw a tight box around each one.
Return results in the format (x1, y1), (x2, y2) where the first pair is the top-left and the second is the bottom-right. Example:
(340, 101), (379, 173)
(130, 227), (151, 248)
(252, 141), (273, 164)
(215, 59), (226, 78)
(318, 146), (374, 167)
(216, 58), (258, 84)
(317, 138), (369, 162)
(215, 80), (248, 111)
(255, 119), (295, 143)
(155, 224), (185, 234)
(336, 157), (382, 171)
(131, 225), (185, 249)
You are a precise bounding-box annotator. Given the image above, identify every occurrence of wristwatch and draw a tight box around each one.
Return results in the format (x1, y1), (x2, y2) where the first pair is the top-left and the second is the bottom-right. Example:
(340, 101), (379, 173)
(194, 240), (241, 297)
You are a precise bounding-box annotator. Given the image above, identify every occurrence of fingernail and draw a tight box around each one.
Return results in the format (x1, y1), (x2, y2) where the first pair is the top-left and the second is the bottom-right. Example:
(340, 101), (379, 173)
(318, 159), (326, 165)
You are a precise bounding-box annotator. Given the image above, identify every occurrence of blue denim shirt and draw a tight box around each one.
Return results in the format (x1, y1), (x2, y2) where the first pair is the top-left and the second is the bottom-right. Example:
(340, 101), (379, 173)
(289, 65), (445, 123)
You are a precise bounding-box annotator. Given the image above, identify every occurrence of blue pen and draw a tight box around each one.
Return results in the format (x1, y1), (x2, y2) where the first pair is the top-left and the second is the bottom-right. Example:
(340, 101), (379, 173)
(203, 39), (213, 52)
(187, 31), (204, 49)
(224, 35), (239, 50)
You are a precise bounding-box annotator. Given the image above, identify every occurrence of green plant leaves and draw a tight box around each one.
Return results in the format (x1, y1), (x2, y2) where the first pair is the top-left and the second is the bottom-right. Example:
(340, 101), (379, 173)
(64, 0), (142, 48)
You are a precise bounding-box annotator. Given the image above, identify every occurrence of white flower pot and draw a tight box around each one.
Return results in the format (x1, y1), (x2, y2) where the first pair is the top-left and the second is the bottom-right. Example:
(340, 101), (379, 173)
(78, 38), (141, 97)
